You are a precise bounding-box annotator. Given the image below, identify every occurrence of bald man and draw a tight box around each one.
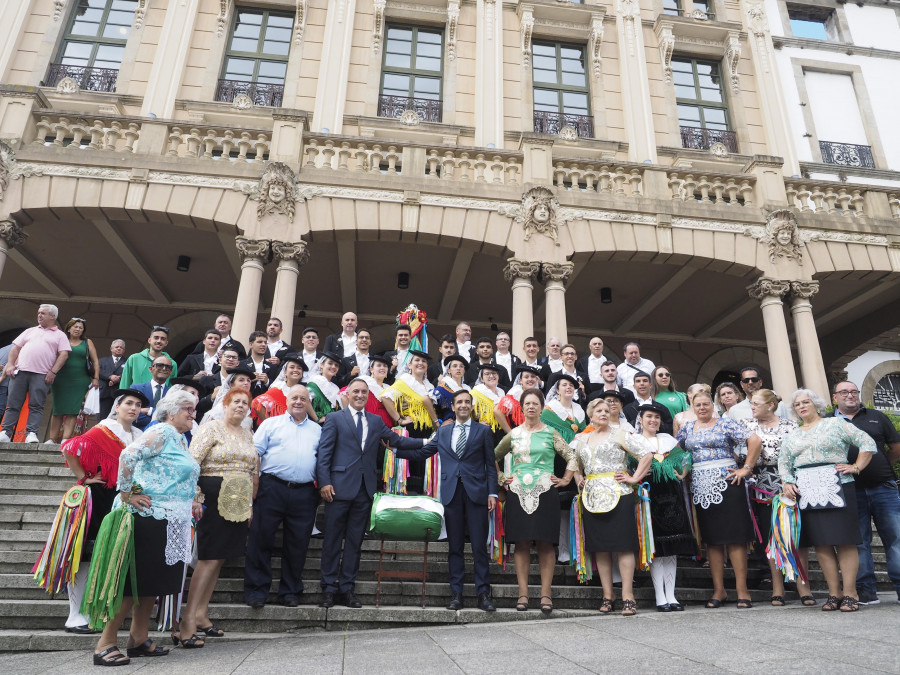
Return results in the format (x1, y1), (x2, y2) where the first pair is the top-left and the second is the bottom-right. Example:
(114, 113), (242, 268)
(323, 312), (358, 359)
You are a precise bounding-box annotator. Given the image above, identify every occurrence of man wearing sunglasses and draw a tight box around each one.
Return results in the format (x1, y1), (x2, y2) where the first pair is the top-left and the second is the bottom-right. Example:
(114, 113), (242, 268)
(727, 366), (790, 422)
(119, 326), (178, 389)
(131, 356), (174, 429)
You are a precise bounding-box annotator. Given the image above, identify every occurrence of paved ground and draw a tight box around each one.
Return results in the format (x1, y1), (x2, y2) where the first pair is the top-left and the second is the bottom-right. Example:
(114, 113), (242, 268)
(2, 597), (898, 674)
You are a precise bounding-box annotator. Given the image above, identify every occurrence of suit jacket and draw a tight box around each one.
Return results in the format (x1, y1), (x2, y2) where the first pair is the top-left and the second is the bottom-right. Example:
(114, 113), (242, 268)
(196, 373), (227, 421)
(179, 352), (214, 380)
(266, 341), (295, 363)
(337, 352), (371, 387)
(132, 380), (169, 429)
(490, 353), (521, 386)
(323, 332), (356, 359)
(576, 355), (608, 385)
(624, 399), (674, 435)
(240, 356), (280, 398)
(426, 361), (445, 385)
(394, 421), (497, 506)
(316, 407), (425, 500)
(98, 355), (125, 401)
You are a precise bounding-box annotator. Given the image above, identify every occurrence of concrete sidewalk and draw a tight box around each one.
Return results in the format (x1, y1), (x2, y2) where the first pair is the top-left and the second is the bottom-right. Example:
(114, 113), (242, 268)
(1, 599), (898, 674)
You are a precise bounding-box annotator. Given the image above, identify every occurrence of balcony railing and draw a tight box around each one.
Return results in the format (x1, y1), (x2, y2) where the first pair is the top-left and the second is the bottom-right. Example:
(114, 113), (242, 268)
(377, 95), (442, 123)
(819, 140), (875, 169)
(42, 63), (119, 93)
(215, 79), (284, 108)
(680, 126), (738, 153)
(533, 111), (594, 138)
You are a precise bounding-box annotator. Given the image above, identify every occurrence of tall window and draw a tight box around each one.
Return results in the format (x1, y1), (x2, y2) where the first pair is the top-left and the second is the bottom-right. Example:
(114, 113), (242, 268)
(217, 7), (293, 107)
(663, 0), (682, 15)
(378, 26), (443, 123)
(46, 0), (137, 92)
(788, 5), (837, 41)
(672, 57), (736, 152)
(532, 41), (593, 138)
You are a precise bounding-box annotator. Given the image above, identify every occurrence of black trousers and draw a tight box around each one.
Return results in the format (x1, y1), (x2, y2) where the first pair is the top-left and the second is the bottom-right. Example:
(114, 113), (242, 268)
(445, 480), (491, 595)
(320, 485), (372, 594)
(243, 474), (317, 603)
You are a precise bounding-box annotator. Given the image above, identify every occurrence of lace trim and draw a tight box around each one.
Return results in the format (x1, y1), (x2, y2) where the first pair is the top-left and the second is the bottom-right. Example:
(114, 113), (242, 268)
(796, 465), (845, 509)
(508, 471), (553, 515)
(165, 508), (193, 565)
(691, 467), (729, 510)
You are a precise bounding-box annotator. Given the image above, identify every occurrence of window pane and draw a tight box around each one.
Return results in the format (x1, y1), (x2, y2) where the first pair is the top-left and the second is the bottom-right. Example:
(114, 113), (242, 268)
(533, 88), (559, 112)
(225, 58), (255, 79)
(674, 85), (696, 99)
(703, 107), (727, 126)
(383, 73), (410, 93)
(416, 56), (441, 72)
(671, 59), (692, 73)
(790, 18), (828, 40)
(387, 27), (412, 41)
(413, 76), (440, 96)
(268, 14), (294, 29)
(533, 68), (557, 84)
(562, 91), (588, 114)
(385, 52), (411, 69)
(417, 42), (441, 59)
(532, 55), (557, 71)
(418, 31), (441, 44)
(561, 70), (586, 87)
(257, 61), (287, 80)
(700, 86), (723, 103)
(94, 45), (124, 67)
(262, 40), (290, 56)
(264, 26), (292, 43)
(71, 21), (101, 37)
(678, 104), (701, 124)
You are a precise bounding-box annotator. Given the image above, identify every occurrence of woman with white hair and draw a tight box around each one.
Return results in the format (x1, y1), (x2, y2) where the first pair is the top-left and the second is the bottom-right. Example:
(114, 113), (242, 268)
(779, 388), (877, 613)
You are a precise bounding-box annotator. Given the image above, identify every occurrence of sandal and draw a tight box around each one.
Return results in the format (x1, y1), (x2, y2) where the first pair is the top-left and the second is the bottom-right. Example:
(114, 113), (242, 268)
(736, 598), (753, 609)
(839, 596), (860, 612)
(800, 595), (817, 606)
(171, 632), (205, 648)
(515, 595), (529, 612)
(198, 625), (225, 637)
(126, 638), (169, 657)
(621, 599), (637, 616)
(599, 597), (614, 614)
(540, 595), (553, 615)
(92, 646), (130, 667)
(770, 596), (785, 607)
(705, 597), (725, 609)
(821, 595), (841, 612)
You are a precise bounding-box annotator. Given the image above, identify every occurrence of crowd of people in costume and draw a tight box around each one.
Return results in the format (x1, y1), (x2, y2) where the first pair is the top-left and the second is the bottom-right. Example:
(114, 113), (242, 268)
(14, 304), (900, 666)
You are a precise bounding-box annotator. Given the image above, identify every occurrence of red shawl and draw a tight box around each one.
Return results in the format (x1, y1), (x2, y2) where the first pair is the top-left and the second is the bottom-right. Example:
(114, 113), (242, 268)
(61, 425), (126, 489)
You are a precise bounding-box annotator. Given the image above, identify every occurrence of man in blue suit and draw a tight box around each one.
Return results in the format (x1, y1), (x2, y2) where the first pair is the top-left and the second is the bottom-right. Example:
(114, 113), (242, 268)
(131, 355), (173, 429)
(394, 389), (498, 611)
(316, 378), (428, 609)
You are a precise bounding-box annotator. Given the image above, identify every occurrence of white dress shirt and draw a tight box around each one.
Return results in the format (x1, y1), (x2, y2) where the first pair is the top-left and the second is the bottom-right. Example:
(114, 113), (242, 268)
(456, 342), (472, 362)
(494, 352), (512, 380)
(202, 352), (218, 374)
(587, 354), (607, 383)
(355, 351), (370, 376)
(301, 350), (318, 382)
(266, 340), (284, 357)
(617, 358), (656, 394)
(340, 333), (357, 355)
(451, 418), (472, 451)
(547, 357), (563, 373)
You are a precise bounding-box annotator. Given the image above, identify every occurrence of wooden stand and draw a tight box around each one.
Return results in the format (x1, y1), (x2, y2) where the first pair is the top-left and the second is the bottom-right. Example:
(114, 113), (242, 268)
(374, 528), (432, 608)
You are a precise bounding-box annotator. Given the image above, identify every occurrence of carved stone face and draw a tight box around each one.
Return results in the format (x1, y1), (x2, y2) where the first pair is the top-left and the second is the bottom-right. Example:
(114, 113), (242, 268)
(533, 203), (550, 224)
(775, 227), (792, 246)
(268, 183), (286, 204)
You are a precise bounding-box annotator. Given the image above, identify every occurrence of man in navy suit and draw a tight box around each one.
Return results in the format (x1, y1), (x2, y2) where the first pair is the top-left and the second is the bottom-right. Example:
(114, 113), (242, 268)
(97, 339), (126, 419)
(131, 355), (172, 429)
(394, 389), (498, 611)
(316, 378), (428, 609)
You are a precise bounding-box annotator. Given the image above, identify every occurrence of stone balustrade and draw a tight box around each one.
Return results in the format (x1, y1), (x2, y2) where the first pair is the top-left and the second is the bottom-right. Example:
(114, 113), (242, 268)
(303, 136), (403, 173)
(425, 148), (521, 184)
(552, 159), (644, 197)
(785, 181), (866, 217)
(32, 112), (140, 152)
(886, 193), (899, 219)
(668, 170), (755, 207)
(166, 125), (270, 162)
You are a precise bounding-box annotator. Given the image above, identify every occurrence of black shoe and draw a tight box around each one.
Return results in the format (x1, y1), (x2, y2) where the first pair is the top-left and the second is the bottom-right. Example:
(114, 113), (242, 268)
(65, 624), (96, 634)
(476, 593), (496, 612)
(320, 592), (335, 608)
(669, 602), (684, 612)
(246, 598), (266, 609)
(656, 604), (671, 612)
(446, 592), (464, 611)
(280, 596), (300, 607)
(345, 591), (362, 608)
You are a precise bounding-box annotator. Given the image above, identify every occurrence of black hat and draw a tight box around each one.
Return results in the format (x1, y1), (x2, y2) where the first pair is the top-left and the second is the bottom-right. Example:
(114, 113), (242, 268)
(554, 373), (579, 388)
(226, 365), (256, 380)
(516, 364), (543, 378)
(590, 389), (628, 404)
(322, 351), (343, 365)
(368, 354), (392, 368)
(281, 353), (309, 370)
(637, 401), (668, 417)
(168, 377), (206, 398)
(443, 354), (468, 369)
(116, 387), (150, 408)
(408, 349), (431, 361)
(478, 362), (501, 374)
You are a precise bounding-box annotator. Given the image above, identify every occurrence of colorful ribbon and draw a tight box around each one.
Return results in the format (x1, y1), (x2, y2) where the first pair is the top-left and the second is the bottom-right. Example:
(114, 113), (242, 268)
(569, 495), (592, 583)
(635, 482), (655, 571)
(33, 485), (93, 593)
(382, 430), (410, 495)
(488, 501), (506, 568)
(766, 495), (807, 584)
(424, 452), (441, 500)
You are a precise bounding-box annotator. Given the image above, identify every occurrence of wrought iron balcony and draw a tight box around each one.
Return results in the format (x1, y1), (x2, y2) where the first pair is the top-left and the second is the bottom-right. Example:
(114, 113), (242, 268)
(43, 63), (119, 93)
(819, 140), (875, 169)
(533, 111), (594, 138)
(680, 125), (738, 153)
(215, 79), (284, 108)
(377, 95), (442, 123)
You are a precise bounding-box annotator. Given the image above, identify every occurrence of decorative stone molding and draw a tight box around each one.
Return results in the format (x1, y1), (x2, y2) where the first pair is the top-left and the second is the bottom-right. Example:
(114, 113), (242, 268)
(0, 141), (15, 202)
(589, 13), (604, 79)
(336, 0), (348, 23)
(724, 32), (741, 95)
(746, 2), (770, 73)
(709, 142), (729, 157)
(521, 5), (535, 65)
(748, 209), (803, 265)
(790, 280), (819, 300)
(541, 261), (575, 285)
(271, 240), (310, 266)
(617, 0), (640, 57)
(485, 0), (496, 39)
(255, 162), (298, 222)
(295, 0), (307, 46)
(231, 94), (253, 110)
(655, 22), (675, 84)
(399, 110), (421, 126)
(447, 0), (460, 60)
(0, 219), (27, 249)
(216, 1), (232, 39)
(372, 0), (387, 56)
(53, 1), (66, 22)
(747, 277), (790, 301)
(235, 236), (271, 263)
(558, 126), (578, 141)
(503, 258), (541, 284)
(56, 77), (79, 94)
(134, 0), (148, 29)
(499, 186), (561, 247)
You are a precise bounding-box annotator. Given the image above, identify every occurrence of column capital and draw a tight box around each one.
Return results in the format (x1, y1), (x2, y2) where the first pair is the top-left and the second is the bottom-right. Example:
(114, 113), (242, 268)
(235, 236), (271, 263)
(790, 280), (819, 300)
(0, 218), (27, 249)
(503, 258), (541, 284)
(542, 261), (575, 286)
(747, 277), (790, 301)
(271, 239), (310, 266)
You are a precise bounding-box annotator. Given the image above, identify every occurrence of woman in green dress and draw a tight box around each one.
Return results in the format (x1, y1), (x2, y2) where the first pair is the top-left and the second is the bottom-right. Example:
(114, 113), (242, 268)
(651, 365), (688, 419)
(540, 374), (585, 443)
(496, 388), (576, 615)
(49, 318), (99, 442)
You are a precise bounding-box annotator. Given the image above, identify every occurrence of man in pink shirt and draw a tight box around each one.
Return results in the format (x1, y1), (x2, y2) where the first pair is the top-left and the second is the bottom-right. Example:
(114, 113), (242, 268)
(0, 304), (71, 444)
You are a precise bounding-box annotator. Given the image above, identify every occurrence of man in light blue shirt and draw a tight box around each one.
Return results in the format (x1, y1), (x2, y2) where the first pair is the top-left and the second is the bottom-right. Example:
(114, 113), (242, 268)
(244, 384), (321, 608)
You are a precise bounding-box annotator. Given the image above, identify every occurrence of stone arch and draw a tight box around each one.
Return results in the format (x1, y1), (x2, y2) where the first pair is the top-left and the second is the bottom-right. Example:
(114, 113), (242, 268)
(861, 359), (900, 407)
(165, 311), (228, 358)
(696, 346), (773, 388)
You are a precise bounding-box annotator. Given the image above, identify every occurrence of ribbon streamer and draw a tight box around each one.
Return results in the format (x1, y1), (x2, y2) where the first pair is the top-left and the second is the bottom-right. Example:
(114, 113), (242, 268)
(382, 438), (410, 495)
(569, 495), (592, 583)
(488, 501), (506, 568)
(635, 482), (655, 571)
(33, 485), (93, 593)
(766, 495), (807, 584)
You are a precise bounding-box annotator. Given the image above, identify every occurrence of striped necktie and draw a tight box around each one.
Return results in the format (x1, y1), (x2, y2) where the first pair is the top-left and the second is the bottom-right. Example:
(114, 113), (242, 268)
(455, 424), (467, 458)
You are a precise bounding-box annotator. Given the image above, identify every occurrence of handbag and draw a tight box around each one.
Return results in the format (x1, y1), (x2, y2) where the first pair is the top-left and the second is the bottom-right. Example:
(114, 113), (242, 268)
(83, 387), (100, 415)
(795, 463), (846, 510)
(85, 348), (94, 378)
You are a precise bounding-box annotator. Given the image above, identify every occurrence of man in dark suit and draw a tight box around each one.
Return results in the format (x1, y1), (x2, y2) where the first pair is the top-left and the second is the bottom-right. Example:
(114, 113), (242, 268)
(264, 317), (294, 367)
(131, 355), (173, 429)
(98, 339), (126, 420)
(394, 389), (497, 611)
(316, 378), (428, 609)
(180, 330), (221, 380)
(491, 332), (521, 389)
(590, 360), (636, 405)
(241, 331), (280, 398)
(623, 371), (674, 434)
(190, 314), (246, 359)
(427, 334), (457, 384)
(323, 312), (358, 359)
(464, 338), (498, 387)
(384, 323), (412, 379)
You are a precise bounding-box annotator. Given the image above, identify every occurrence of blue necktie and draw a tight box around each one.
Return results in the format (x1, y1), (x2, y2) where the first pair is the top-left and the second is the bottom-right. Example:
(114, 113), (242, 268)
(356, 411), (364, 449)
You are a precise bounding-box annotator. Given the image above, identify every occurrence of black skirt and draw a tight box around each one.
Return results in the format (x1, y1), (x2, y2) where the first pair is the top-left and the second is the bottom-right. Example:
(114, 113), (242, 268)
(81, 484), (117, 562)
(799, 481), (860, 547)
(695, 481), (754, 546)
(504, 487), (560, 544)
(128, 515), (185, 596)
(582, 494), (638, 553)
(648, 477), (699, 557)
(196, 475), (249, 560)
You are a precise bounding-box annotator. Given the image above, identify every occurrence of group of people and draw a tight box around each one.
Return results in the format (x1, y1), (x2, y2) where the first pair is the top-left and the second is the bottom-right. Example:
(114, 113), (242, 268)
(6, 304), (898, 665)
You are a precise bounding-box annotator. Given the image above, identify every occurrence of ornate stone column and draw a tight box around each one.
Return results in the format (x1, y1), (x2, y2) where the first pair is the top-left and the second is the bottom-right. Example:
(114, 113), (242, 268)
(542, 262), (574, 346)
(232, 237), (270, 348)
(747, 277), (797, 398)
(140, 0), (199, 118)
(615, 0), (657, 162)
(0, 218), (27, 282)
(474, 0), (504, 147)
(311, 0), (358, 133)
(270, 240), (309, 344)
(790, 281), (829, 401)
(503, 258), (541, 359)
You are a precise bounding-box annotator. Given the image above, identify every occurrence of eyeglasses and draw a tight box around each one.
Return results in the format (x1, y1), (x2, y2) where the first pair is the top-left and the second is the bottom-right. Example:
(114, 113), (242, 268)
(71, 317), (86, 323)
(834, 390), (859, 397)
(153, 363), (173, 370)
(741, 377), (761, 384)
(152, 326), (169, 334)
(180, 407), (197, 415)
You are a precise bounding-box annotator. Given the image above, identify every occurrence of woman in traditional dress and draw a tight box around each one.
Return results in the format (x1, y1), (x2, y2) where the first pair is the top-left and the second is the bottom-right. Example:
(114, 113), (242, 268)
(49, 318), (100, 442)
(635, 402), (698, 612)
(177, 388), (258, 644)
(202, 366), (254, 430)
(251, 354), (306, 422)
(60, 388), (147, 634)
(715, 381), (744, 419)
(572, 399), (652, 616)
(779, 389), (876, 612)
(651, 366), (688, 419)
(540, 374), (586, 444)
(88, 390), (201, 665)
(495, 388), (576, 615)
(495, 365), (542, 433)
(673, 383), (713, 437)
(470, 363), (505, 441)
(430, 354), (470, 425)
(307, 352), (343, 421)
(677, 390), (761, 608)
